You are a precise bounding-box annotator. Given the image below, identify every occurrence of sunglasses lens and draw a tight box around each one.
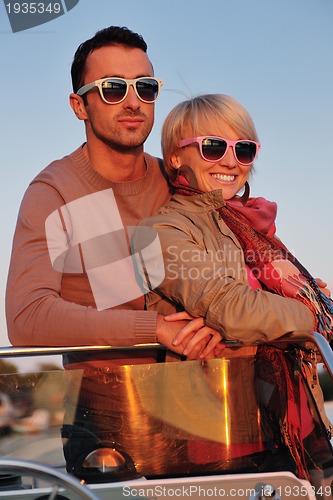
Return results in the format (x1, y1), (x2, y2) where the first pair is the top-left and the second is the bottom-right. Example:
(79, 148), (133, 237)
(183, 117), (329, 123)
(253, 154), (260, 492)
(101, 79), (127, 103)
(136, 78), (159, 102)
(201, 138), (227, 161)
(102, 80), (127, 103)
(235, 141), (257, 164)
(101, 78), (159, 103)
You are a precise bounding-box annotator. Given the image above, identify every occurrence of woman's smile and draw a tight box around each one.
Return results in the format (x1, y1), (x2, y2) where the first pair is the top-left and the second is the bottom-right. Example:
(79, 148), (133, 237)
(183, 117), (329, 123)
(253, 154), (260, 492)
(211, 173), (236, 182)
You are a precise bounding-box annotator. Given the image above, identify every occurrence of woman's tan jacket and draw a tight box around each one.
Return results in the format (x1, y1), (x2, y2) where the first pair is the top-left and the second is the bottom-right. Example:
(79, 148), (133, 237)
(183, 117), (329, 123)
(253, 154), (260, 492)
(141, 190), (314, 342)
(139, 189), (331, 434)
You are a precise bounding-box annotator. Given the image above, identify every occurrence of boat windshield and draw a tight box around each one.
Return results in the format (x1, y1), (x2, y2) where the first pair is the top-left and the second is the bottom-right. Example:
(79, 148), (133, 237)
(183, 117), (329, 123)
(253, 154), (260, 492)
(0, 345), (332, 491)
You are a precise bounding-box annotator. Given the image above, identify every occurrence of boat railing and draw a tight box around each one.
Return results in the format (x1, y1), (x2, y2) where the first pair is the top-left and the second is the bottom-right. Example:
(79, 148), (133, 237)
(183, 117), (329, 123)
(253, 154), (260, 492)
(0, 330), (332, 379)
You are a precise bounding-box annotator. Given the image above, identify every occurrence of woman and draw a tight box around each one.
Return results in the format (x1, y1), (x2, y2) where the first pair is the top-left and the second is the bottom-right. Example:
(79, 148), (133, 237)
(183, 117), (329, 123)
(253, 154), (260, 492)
(141, 94), (333, 348)
(138, 94), (333, 487)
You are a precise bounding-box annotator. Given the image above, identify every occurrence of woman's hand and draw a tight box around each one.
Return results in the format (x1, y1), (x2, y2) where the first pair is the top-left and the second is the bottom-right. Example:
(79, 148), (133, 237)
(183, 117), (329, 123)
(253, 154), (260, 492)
(315, 278), (331, 298)
(164, 311), (224, 359)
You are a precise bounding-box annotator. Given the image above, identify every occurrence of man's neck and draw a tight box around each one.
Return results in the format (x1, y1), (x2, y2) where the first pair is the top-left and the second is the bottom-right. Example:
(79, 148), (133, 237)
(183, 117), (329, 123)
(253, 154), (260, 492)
(83, 142), (147, 182)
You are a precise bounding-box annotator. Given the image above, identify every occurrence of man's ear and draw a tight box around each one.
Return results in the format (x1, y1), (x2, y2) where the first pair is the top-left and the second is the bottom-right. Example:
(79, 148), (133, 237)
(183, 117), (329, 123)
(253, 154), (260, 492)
(69, 93), (88, 121)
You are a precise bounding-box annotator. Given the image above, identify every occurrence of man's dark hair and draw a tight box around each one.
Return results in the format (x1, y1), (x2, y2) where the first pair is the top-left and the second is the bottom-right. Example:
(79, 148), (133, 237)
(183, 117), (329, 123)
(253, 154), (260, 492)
(71, 26), (148, 93)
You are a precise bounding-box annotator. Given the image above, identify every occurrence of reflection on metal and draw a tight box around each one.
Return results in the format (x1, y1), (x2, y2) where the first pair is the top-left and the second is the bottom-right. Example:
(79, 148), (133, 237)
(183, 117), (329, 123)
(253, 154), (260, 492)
(311, 332), (333, 379)
(64, 357), (265, 476)
(0, 344), (162, 358)
(131, 359), (234, 442)
(222, 359), (230, 448)
(83, 448), (126, 472)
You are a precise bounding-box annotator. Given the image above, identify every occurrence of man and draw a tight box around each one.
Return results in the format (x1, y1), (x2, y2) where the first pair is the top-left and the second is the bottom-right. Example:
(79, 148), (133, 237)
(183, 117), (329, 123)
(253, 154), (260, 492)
(6, 26), (214, 477)
(6, 26), (207, 354)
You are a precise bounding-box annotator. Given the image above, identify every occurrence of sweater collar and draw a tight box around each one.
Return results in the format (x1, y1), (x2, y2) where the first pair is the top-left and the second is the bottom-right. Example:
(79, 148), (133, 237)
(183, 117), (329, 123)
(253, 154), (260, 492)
(72, 144), (158, 195)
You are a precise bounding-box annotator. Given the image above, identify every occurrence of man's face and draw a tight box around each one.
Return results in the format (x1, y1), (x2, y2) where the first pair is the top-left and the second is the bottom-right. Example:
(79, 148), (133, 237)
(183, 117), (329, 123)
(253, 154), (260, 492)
(81, 45), (156, 151)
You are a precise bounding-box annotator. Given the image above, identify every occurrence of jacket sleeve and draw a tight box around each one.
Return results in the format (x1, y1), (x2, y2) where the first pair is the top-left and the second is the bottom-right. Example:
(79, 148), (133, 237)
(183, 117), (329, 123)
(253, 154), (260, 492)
(6, 182), (157, 347)
(141, 215), (315, 345)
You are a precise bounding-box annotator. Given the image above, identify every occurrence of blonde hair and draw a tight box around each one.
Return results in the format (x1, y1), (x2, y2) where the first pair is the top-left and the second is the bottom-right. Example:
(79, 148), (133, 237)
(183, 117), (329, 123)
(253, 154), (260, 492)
(161, 94), (259, 181)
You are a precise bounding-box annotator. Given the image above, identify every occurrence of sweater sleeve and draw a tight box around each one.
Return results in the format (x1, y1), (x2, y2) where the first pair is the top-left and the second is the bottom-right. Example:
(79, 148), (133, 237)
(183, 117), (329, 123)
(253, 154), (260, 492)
(6, 182), (157, 347)
(142, 216), (315, 345)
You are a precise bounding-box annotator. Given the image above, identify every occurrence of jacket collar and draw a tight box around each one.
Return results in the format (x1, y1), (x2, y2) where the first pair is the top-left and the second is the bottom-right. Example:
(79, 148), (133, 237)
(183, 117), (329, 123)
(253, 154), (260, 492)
(168, 189), (226, 213)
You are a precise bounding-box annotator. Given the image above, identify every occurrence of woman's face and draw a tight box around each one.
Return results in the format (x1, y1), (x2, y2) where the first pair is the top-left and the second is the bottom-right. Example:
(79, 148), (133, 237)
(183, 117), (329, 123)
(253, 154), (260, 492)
(174, 123), (252, 200)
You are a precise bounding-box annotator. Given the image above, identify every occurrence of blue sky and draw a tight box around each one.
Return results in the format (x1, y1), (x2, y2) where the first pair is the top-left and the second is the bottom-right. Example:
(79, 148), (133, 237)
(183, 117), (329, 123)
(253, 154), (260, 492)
(0, 0), (332, 355)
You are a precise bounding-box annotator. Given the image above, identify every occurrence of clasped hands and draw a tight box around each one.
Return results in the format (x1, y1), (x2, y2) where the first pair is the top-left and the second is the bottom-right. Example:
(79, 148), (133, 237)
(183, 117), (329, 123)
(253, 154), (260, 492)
(156, 312), (224, 360)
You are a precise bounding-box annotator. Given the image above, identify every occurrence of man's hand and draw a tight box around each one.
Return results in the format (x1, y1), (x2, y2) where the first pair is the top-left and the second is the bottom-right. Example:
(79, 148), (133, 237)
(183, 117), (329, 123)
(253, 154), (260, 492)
(156, 314), (208, 358)
(156, 314), (189, 355)
(162, 311), (224, 359)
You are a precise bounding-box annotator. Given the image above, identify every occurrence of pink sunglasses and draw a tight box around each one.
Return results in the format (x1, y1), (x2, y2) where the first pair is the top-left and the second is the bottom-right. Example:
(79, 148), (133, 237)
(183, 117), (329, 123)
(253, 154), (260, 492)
(179, 136), (261, 165)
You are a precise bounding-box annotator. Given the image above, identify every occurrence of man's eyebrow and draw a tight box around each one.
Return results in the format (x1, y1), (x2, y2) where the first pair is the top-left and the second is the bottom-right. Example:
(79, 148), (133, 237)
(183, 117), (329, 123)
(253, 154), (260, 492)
(97, 74), (154, 79)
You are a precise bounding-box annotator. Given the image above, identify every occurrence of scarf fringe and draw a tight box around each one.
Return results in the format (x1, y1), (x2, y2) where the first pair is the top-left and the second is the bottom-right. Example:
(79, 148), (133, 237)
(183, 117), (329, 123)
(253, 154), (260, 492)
(281, 420), (309, 480)
(296, 283), (333, 339)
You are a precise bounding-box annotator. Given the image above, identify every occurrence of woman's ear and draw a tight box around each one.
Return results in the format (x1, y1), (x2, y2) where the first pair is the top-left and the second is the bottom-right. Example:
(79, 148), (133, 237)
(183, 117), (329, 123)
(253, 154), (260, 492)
(170, 152), (181, 169)
(69, 93), (88, 121)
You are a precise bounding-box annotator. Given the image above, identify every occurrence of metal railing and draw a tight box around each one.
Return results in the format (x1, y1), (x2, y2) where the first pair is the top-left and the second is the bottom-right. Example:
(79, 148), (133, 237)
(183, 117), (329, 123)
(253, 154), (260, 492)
(0, 331), (332, 378)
